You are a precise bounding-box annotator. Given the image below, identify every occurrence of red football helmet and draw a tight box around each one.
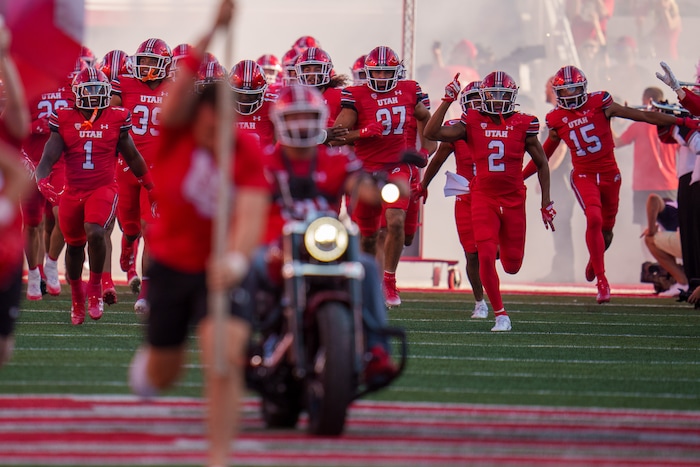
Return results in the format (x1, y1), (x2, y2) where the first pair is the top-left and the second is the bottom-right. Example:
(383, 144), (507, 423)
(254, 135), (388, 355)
(281, 48), (299, 86)
(270, 84), (328, 148)
(551, 65), (588, 109)
(195, 56), (226, 93)
(256, 54), (282, 84)
(229, 60), (268, 115)
(133, 38), (172, 82)
(170, 43), (193, 79)
(295, 47), (333, 87)
(460, 80), (482, 113)
(350, 55), (367, 86)
(80, 46), (96, 67)
(72, 67), (111, 110)
(292, 35), (321, 54)
(479, 71), (518, 114)
(97, 50), (130, 81)
(364, 46), (401, 92)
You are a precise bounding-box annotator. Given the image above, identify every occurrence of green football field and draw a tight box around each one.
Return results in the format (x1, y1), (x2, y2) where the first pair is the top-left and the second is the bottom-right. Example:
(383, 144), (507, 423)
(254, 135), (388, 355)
(2, 287), (699, 411)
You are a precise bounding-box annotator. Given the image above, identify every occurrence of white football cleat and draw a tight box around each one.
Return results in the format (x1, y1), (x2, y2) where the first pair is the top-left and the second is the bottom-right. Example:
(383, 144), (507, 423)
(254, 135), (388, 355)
(134, 298), (150, 317)
(491, 315), (512, 332)
(471, 300), (489, 319)
(26, 268), (42, 300)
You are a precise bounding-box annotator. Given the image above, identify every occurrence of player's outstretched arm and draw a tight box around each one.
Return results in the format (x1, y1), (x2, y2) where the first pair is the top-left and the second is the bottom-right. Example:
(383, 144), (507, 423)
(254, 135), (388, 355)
(35, 132), (64, 181)
(420, 141), (453, 195)
(606, 101), (684, 126)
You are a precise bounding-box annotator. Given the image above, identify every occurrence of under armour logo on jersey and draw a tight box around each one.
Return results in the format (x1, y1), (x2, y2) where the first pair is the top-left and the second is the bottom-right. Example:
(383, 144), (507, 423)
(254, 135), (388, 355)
(505, 125), (514, 130)
(101, 124), (109, 130)
(394, 90), (402, 95)
(253, 116), (261, 121)
(160, 91), (168, 97)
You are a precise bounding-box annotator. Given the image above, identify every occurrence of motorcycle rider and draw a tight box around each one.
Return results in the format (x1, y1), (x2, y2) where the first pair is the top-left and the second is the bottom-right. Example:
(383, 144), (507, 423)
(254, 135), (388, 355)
(258, 84), (398, 385)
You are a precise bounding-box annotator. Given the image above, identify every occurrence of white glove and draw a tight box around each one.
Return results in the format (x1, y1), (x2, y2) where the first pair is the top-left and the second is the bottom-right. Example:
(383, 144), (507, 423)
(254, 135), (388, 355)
(656, 61), (681, 92)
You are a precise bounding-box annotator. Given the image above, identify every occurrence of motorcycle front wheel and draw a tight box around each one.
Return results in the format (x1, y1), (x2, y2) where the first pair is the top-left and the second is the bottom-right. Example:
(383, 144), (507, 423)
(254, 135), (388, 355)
(306, 301), (355, 436)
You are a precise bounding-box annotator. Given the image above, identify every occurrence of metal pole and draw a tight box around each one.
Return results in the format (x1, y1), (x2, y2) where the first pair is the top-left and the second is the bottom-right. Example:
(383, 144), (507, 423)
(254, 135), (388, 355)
(401, 0), (416, 80)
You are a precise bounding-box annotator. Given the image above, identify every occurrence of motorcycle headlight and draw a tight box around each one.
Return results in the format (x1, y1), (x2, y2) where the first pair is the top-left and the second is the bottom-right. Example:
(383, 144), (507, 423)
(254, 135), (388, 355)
(304, 217), (349, 262)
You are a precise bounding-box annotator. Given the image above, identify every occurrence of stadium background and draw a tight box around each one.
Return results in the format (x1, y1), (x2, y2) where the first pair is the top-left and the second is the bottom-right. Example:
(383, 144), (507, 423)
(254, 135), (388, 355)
(82, 0), (700, 287)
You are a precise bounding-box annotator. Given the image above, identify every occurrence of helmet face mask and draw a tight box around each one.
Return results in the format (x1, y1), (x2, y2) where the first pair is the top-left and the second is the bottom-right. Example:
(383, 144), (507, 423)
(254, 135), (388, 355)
(72, 68), (112, 110)
(364, 46), (401, 93)
(479, 72), (518, 115)
(271, 85), (328, 148)
(552, 66), (588, 109)
(133, 39), (172, 82)
(460, 81), (482, 113)
(295, 48), (333, 88)
(229, 60), (268, 115)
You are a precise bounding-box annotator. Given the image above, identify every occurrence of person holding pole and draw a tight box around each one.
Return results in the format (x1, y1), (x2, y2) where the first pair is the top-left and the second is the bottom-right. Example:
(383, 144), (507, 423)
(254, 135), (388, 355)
(128, 2), (270, 466)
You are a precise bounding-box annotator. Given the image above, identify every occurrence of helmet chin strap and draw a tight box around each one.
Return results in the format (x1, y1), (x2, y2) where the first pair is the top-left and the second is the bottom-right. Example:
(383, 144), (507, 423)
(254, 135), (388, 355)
(80, 108), (99, 130)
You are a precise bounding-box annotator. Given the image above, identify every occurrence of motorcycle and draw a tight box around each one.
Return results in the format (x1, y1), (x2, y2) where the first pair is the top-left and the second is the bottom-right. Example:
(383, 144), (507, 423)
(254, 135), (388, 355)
(245, 174), (407, 436)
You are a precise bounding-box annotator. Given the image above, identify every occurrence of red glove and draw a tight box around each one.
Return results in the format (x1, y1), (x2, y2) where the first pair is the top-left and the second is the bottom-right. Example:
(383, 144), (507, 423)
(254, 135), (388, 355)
(415, 183), (428, 203)
(359, 121), (384, 138)
(32, 118), (49, 135)
(541, 201), (556, 231)
(443, 73), (461, 102)
(37, 178), (62, 205)
(676, 117), (700, 131)
(137, 172), (157, 217)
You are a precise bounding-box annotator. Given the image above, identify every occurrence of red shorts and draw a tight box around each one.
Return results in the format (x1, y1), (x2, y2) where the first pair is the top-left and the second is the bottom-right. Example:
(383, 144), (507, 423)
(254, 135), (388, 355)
(116, 161), (154, 236)
(58, 184), (118, 246)
(354, 162), (416, 237)
(570, 170), (621, 231)
(455, 194), (476, 254)
(470, 188), (526, 266)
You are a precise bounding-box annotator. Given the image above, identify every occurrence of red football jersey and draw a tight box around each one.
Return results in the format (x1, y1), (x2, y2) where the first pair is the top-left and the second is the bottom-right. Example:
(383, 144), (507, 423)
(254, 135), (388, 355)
(263, 144), (362, 243)
(148, 129), (269, 273)
(446, 119), (475, 181)
(236, 94), (276, 149)
(545, 91), (617, 174)
(462, 110), (539, 196)
(49, 107), (131, 192)
(24, 85), (74, 164)
(111, 75), (168, 165)
(341, 80), (422, 171)
(322, 86), (343, 126)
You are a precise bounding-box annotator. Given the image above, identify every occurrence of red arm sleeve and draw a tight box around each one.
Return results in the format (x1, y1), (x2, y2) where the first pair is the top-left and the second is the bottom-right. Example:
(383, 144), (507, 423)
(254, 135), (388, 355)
(680, 89), (700, 116)
(522, 136), (559, 180)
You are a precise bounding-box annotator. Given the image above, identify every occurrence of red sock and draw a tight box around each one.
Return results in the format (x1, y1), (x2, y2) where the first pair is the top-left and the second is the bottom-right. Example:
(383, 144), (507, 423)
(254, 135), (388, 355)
(38, 264), (46, 280)
(102, 272), (114, 288)
(69, 279), (85, 302)
(477, 242), (503, 311)
(138, 277), (149, 300)
(383, 271), (395, 282)
(88, 271), (102, 297)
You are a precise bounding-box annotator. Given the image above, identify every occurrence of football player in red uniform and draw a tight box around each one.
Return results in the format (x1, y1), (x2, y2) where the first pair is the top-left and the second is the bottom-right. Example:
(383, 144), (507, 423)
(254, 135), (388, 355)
(280, 48), (299, 86)
(96, 49), (132, 305)
(425, 72), (554, 332)
(35, 67), (152, 325)
(229, 59), (276, 148)
(332, 45), (432, 307)
(111, 38), (172, 315)
(128, 3), (269, 465)
(21, 62), (76, 300)
(256, 54), (282, 85)
(350, 54), (367, 86)
(0, 21), (30, 366)
(420, 81), (489, 318)
(195, 54), (226, 94)
(294, 47), (347, 126)
(524, 65), (698, 303)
